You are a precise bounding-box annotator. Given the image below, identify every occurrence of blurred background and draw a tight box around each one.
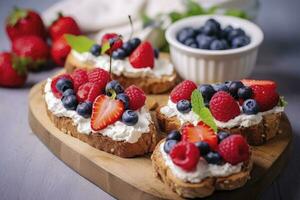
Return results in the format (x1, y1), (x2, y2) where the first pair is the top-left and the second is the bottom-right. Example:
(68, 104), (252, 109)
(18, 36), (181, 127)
(0, 0), (299, 199)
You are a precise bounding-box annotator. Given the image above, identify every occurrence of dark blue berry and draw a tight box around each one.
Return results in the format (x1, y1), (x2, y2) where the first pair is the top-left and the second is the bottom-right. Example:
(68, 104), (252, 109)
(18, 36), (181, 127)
(129, 38), (141, 49)
(164, 140), (177, 154)
(198, 84), (216, 102)
(90, 44), (101, 56)
(176, 100), (191, 113)
(196, 35), (214, 49)
(204, 152), (222, 164)
(112, 48), (127, 59)
(238, 86), (253, 100)
(229, 81), (244, 98)
(122, 42), (134, 55)
(217, 131), (229, 143)
(195, 141), (210, 155)
(122, 110), (139, 126)
(62, 89), (75, 98)
(242, 99), (259, 115)
(116, 93), (130, 109)
(210, 39), (228, 50)
(202, 19), (221, 36)
(177, 27), (195, 43)
(221, 25), (233, 39)
(76, 102), (92, 118)
(231, 35), (251, 48)
(62, 95), (78, 110)
(56, 78), (73, 92)
(105, 80), (124, 95)
(154, 48), (159, 59)
(166, 130), (181, 141)
(213, 83), (229, 92)
(227, 28), (246, 41)
(184, 38), (197, 48)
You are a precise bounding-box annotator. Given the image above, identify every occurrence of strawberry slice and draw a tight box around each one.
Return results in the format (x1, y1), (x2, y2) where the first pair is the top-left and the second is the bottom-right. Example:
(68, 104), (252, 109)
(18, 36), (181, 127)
(241, 79), (277, 90)
(129, 41), (154, 69)
(251, 85), (279, 112)
(91, 95), (124, 131)
(182, 121), (218, 151)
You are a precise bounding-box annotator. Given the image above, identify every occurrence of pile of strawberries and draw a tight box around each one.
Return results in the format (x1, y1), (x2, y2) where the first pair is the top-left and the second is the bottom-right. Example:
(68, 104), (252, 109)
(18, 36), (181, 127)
(0, 7), (81, 88)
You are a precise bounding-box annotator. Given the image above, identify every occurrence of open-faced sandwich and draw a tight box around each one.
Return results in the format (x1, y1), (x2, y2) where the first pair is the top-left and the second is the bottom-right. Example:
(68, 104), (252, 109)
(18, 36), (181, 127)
(157, 79), (287, 145)
(43, 68), (159, 157)
(64, 33), (178, 94)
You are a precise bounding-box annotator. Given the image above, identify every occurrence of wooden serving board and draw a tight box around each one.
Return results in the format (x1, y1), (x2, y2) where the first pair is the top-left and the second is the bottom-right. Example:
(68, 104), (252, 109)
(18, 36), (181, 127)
(28, 81), (292, 200)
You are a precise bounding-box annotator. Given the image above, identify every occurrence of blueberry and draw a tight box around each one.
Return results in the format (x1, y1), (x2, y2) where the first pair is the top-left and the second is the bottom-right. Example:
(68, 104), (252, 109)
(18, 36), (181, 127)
(76, 102), (92, 118)
(116, 93), (130, 109)
(238, 86), (253, 100)
(164, 140), (177, 154)
(176, 100), (191, 113)
(62, 95), (78, 110)
(166, 130), (181, 141)
(227, 28), (246, 41)
(122, 42), (134, 55)
(90, 44), (101, 56)
(202, 19), (221, 36)
(129, 37), (141, 49)
(154, 48), (159, 59)
(228, 81), (244, 98)
(204, 152), (222, 164)
(196, 35), (215, 49)
(217, 131), (229, 143)
(105, 80), (124, 95)
(231, 35), (251, 48)
(56, 78), (73, 92)
(213, 83), (229, 92)
(195, 141), (210, 155)
(242, 99), (259, 115)
(183, 38), (197, 48)
(198, 84), (215, 102)
(221, 25), (233, 39)
(62, 89), (75, 97)
(112, 48), (127, 59)
(210, 39), (228, 50)
(122, 110), (139, 126)
(177, 27), (195, 43)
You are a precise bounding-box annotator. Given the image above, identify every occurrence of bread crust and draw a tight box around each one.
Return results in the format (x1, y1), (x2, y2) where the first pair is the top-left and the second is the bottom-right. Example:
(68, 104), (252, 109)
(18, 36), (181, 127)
(151, 140), (252, 198)
(156, 106), (282, 146)
(64, 53), (178, 94)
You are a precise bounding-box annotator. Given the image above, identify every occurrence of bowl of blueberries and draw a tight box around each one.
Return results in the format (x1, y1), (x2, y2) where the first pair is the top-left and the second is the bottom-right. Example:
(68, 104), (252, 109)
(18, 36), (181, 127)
(165, 15), (263, 84)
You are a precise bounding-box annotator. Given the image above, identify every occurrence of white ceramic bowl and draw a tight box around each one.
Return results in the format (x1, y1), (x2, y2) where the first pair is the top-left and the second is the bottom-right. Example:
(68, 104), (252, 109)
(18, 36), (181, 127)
(165, 15), (264, 84)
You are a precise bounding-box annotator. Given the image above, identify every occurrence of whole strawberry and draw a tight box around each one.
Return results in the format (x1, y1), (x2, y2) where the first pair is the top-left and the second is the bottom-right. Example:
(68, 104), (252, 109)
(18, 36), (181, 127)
(170, 80), (197, 103)
(251, 85), (279, 112)
(50, 35), (71, 66)
(12, 35), (49, 71)
(6, 7), (46, 41)
(101, 33), (123, 55)
(0, 52), (27, 87)
(129, 41), (154, 69)
(49, 13), (81, 41)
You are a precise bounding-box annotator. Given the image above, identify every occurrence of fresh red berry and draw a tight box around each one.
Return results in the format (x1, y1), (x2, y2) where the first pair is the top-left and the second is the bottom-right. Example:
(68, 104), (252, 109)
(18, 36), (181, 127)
(218, 135), (250, 165)
(101, 33), (123, 55)
(91, 95), (124, 131)
(51, 74), (73, 98)
(50, 35), (71, 66)
(5, 8), (46, 41)
(170, 141), (200, 171)
(125, 85), (146, 110)
(76, 82), (102, 103)
(87, 68), (111, 90)
(170, 80), (197, 103)
(0, 52), (27, 87)
(209, 91), (241, 122)
(12, 35), (49, 71)
(129, 41), (154, 69)
(182, 121), (218, 151)
(49, 13), (81, 40)
(241, 79), (277, 90)
(71, 69), (88, 92)
(251, 85), (279, 112)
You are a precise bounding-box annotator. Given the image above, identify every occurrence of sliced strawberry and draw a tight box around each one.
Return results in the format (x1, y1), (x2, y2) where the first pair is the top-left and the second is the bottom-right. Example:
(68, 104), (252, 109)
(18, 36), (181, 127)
(129, 41), (154, 69)
(71, 69), (88, 91)
(91, 95), (124, 131)
(182, 121), (218, 151)
(51, 74), (73, 98)
(251, 85), (279, 112)
(76, 82), (102, 103)
(241, 79), (277, 90)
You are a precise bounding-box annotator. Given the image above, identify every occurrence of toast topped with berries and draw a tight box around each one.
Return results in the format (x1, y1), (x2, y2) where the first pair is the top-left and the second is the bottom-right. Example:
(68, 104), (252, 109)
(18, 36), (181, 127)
(64, 33), (178, 94)
(44, 68), (159, 157)
(157, 79), (286, 145)
(151, 122), (252, 198)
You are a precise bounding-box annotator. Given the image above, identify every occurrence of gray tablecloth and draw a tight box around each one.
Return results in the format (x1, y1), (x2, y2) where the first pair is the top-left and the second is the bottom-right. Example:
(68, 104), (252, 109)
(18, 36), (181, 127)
(0, 0), (299, 199)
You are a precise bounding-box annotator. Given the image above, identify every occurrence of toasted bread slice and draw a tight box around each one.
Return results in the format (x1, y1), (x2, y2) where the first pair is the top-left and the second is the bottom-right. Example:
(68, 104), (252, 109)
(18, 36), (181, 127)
(151, 140), (252, 198)
(156, 106), (282, 146)
(64, 52), (178, 94)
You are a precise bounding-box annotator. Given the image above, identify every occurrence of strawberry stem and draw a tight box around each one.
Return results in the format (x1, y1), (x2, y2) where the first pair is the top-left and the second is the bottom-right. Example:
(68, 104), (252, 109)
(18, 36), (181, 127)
(128, 15), (133, 39)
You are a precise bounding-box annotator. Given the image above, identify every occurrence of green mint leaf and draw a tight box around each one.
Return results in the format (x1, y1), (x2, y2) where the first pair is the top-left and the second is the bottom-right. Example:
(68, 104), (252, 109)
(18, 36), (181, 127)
(191, 90), (217, 132)
(278, 96), (288, 107)
(101, 41), (110, 54)
(65, 34), (96, 53)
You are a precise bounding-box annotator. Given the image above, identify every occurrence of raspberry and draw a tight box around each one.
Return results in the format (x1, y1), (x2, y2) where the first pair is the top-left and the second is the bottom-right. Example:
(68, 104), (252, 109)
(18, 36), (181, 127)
(71, 69), (88, 92)
(218, 135), (250, 165)
(170, 141), (200, 171)
(87, 68), (111, 90)
(76, 82), (102, 103)
(209, 91), (241, 122)
(251, 85), (279, 112)
(170, 80), (197, 103)
(51, 74), (73, 98)
(125, 85), (146, 110)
